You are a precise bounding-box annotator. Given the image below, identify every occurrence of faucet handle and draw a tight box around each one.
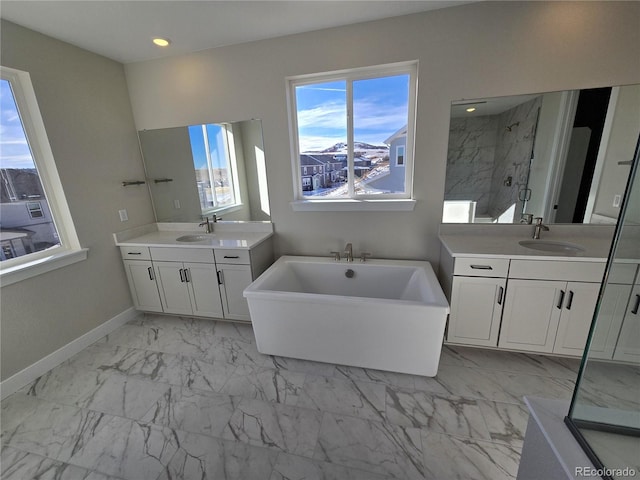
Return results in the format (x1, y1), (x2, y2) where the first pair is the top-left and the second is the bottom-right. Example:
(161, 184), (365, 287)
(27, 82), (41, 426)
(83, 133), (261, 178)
(360, 252), (372, 263)
(330, 251), (341, 261)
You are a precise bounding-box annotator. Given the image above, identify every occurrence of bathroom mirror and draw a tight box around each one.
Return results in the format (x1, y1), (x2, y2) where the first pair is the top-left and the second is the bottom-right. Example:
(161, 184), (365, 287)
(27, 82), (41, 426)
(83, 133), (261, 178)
(138, 119), (271, 223)
(442, 83), (640, 224)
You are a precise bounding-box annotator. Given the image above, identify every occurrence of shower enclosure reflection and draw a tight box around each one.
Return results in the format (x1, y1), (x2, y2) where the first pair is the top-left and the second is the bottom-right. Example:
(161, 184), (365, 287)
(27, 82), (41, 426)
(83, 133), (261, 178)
(565, 135), (640, 479)
(443, 84), (640, 224)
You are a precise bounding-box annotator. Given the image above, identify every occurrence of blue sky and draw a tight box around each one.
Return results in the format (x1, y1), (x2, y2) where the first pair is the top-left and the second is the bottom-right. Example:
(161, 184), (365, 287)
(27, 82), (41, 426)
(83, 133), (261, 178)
(0, 79), (36, 169)
(296, 74), (409, 152)
(188, 123), (228, 170)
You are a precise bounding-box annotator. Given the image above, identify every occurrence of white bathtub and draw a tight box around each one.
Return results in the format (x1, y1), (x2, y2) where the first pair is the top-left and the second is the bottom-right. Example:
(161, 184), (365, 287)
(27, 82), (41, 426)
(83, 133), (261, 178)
(243, 256), (450, 377)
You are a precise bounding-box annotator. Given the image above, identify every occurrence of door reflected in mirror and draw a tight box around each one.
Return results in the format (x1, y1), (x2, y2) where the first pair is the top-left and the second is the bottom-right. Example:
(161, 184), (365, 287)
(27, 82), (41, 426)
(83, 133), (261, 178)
(443, 84), (640, 224)
(138, 119), (270, 223)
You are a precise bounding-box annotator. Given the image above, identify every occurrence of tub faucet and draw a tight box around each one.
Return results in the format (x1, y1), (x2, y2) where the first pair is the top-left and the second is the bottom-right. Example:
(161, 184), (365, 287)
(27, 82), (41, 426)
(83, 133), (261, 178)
(344, 243), (353, 262)
(533, 217), (549, 239)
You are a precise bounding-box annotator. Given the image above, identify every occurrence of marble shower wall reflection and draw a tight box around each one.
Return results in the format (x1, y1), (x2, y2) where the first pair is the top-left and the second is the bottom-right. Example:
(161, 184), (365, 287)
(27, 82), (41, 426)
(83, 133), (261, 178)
(445, 97), (540, 222)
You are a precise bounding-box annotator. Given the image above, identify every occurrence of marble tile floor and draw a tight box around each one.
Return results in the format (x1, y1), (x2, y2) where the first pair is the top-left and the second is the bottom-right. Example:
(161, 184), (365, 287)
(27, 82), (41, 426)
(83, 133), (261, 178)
(1, 313), (581, 480)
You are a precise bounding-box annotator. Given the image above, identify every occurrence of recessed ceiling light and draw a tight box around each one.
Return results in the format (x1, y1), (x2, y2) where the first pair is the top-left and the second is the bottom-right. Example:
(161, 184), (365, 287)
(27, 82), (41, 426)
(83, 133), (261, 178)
(466, 107), (476, 113)
(152, 37), (171, 47)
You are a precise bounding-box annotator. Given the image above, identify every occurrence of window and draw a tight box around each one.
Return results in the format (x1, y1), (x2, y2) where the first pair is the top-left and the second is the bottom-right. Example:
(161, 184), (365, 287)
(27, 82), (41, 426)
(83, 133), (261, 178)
(396, 146), (405, 166)
(188, 123), (240, 215)
(0, 67), (84, 284)
(288, 62), (417, 204)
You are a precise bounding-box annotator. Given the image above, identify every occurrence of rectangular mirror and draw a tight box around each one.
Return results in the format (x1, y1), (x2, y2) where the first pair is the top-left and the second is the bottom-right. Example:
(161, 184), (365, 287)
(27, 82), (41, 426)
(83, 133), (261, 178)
(443, 84), (640, 224)
(138, 119), (270, 223)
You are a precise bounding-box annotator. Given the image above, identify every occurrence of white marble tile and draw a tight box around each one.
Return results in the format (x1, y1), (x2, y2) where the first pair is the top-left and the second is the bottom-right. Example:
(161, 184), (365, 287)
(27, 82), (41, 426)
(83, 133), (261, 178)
(1, 446), (119, 480)
(67, 416), (179, 480)
(267, 355), (338, 377)
(442, 345), (579, 379)
(385, 388), (492, 440)
(223, 398), (322, 457)
(219, 364), (306, 405)
(178, 356), (239, 393)
(205, 336), (271, 367)
(270, 452), (394, 480)
(421, 364), (575, 404)
(23, 368), (170, 420)
(159, 431), (278, 480)
(421, 431), (521, 480)
(141, 386), (237, 437)
(332, 364), (417, 391)
(296, 374), (386, 422)
(1, 393), (113, 462)
(314, 412), (425, 480)
(477, 400), (529, 446)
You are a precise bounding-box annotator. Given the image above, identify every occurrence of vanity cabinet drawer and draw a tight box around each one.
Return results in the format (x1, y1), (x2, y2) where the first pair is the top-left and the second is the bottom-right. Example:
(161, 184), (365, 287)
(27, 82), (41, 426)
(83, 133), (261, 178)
(120, 246), (151, 260)
(453, 257), (510, 277)
(149, 247), (215, 263)
(215, 249), (250, 265)
(509, 260), (605, 282)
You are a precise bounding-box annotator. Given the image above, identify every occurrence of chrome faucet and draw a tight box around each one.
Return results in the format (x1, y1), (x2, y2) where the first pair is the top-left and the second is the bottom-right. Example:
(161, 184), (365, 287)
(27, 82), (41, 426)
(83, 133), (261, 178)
(199, 217), (213, 233)
(533, 217), (549, 239)
(344, 243), (353, 262)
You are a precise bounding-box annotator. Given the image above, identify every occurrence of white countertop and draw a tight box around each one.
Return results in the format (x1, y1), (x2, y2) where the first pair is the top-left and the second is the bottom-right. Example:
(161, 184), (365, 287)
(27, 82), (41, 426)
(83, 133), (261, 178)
(439, 233), (611, 262)
(439, 225), (613, 262)
(114, 222), (273, 250)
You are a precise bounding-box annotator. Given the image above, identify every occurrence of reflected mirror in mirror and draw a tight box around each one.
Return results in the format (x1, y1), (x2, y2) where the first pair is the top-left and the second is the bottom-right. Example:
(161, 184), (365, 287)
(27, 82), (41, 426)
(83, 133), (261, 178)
(138, 119), (270, 222)
(443, 84), (639, 224)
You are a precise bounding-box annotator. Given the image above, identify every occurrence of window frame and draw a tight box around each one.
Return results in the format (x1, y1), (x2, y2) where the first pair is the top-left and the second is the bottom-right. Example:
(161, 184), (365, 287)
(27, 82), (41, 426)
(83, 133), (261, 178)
(287, 61), (418, 211)
(1, 66), (85, 286)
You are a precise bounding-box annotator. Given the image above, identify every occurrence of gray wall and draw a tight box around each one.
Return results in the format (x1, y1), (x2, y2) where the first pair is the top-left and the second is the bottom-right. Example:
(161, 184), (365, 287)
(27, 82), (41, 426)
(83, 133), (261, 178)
(125, 1), (640, 261)
(0, 21), (156, 380)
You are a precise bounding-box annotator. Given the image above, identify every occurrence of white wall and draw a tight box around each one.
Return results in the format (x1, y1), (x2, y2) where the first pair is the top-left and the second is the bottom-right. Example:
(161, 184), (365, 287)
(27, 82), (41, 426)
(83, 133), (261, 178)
(0, 21), (156, 380)
(125, 1), (640, 262)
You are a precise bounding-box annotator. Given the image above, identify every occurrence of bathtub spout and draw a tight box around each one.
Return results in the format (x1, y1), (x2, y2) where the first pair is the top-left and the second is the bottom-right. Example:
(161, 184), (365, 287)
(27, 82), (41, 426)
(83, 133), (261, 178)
(344, 243), (353, 262)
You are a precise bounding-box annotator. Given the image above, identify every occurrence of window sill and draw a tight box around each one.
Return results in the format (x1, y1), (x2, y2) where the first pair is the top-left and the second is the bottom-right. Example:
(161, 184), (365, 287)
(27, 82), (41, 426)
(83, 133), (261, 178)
(290, 199), (416, 212)
(0, 248), (89, 287)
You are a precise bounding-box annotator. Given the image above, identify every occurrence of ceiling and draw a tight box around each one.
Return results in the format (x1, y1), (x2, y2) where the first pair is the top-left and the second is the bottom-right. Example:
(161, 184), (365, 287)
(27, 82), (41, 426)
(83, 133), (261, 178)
(1, 1), (472, 64)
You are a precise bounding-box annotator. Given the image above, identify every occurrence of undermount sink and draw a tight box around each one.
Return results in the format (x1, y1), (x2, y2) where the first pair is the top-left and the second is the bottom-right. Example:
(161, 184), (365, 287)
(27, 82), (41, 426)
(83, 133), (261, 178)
(176, 234), (211, 242)
(518, 239), (585, 254)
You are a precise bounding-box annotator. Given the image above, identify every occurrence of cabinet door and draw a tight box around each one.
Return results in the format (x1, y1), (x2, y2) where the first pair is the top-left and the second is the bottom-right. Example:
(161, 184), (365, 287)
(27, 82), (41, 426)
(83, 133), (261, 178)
(154, 261), (192, 315)
(553, 282), (600, 356)
(123, 260), (163, 312)
(499, 279), (564, 353)
(447, 276), (506, 347)
(218, 264), (252, 321)
(613, 285), (640, 364)
(184, 262), (224, 318)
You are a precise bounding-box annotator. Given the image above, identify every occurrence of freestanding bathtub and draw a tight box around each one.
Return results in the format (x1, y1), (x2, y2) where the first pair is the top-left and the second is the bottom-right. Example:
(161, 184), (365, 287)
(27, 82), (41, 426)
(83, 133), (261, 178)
(243, 256), (450, 377)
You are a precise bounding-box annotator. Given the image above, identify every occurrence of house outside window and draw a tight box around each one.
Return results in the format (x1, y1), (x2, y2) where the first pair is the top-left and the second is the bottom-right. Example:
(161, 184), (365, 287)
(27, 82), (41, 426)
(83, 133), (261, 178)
(0, 66), (83, 282)
(288, 61), (417, 202)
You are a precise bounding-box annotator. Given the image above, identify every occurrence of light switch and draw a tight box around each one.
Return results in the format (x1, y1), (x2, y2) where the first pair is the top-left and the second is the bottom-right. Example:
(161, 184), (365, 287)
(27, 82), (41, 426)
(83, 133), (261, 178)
(118, 209), (129, 221)
(174, 199), (181, 209)
(613, 195), (621, 208)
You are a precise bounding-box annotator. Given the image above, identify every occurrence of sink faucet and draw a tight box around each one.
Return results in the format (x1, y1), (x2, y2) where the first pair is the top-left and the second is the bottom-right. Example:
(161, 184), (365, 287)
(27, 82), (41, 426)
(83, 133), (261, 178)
(344, 243), (353, 262)
(533, 217), (549, 239)
(199, 217), (213, 233)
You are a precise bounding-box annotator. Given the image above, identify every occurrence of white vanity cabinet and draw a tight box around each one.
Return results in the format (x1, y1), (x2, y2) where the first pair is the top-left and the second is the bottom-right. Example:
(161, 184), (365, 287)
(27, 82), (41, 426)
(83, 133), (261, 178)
(151, 247), (223, 317)
(121, 247), (163, 313)
(119, 236), (274, 323)
(613, 281), (640, 363)
(214, 249), (253, 321)
(498, 260), (604, 355)
(447, 258), (509, 347)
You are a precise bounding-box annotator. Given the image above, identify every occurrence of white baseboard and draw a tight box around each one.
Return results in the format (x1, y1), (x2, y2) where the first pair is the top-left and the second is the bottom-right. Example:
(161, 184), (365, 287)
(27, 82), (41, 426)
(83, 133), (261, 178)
(0, 307), (138, 400)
